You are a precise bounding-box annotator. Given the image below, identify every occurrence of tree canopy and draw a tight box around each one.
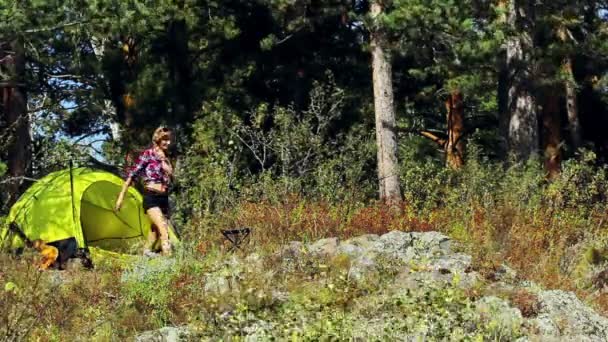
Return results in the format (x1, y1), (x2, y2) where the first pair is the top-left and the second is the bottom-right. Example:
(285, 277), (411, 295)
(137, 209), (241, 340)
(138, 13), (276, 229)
(3, 0), (608, 209)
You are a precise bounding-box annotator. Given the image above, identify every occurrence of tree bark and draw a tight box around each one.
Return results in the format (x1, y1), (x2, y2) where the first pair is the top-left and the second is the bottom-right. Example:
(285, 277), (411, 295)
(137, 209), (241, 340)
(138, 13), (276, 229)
(563, 57), (581, 150)
(557, 24), (582, 151)
(446, 90), (465, 169)
(370, 1), (402, 206)
(506, 0), (538, 160)
(168, 18), (192, 124)
(497, 0), (509, 156)
(541, 89), (561, 180)
(2, 39), (31, 206)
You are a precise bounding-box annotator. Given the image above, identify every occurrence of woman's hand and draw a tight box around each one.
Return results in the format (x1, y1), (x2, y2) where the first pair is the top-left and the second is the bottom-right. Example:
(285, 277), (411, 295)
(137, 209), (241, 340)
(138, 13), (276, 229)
(161, 159), (173, 176)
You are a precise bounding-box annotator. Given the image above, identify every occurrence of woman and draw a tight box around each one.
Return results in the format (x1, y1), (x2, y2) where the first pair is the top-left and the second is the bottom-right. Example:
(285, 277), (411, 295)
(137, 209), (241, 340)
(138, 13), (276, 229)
(115, 126), (174, 256)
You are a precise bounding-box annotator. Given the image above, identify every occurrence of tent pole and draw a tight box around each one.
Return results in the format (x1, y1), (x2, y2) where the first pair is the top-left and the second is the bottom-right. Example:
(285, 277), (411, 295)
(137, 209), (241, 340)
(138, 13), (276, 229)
(69, 159), (83, 246)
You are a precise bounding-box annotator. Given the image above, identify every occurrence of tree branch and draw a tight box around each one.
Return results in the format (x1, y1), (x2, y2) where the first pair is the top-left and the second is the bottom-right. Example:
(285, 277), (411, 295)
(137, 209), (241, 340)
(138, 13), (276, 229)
(275, 34), (294, 45)
(71, 128), (107, 144)
(420, 130), (447, 147)
(0, 176), (38, 185)
(24, 21), (86, 34)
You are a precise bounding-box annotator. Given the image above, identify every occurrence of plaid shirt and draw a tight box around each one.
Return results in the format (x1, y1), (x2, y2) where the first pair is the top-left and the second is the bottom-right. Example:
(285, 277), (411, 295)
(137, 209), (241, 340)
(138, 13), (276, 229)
(128, 148), (171, 187)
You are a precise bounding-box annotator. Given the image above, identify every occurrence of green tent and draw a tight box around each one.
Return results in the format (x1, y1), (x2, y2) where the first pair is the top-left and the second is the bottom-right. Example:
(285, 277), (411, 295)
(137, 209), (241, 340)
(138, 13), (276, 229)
(0, 167), (178, 254)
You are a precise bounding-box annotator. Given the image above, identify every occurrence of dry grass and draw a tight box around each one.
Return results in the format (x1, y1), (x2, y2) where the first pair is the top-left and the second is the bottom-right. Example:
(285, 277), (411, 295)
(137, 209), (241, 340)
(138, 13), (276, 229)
(197, 194), (608, 314)
(3, 182), (608, 339)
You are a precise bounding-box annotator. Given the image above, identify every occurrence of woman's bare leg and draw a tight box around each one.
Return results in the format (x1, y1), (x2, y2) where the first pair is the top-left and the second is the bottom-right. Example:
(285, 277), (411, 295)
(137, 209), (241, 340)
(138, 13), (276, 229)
(143, 226), (158, 253)
(146, 207), (171, 256)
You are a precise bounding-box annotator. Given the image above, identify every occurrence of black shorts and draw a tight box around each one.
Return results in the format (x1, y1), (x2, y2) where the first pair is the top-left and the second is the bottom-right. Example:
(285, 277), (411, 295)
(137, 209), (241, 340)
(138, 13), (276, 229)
(143, 190), (170, 215)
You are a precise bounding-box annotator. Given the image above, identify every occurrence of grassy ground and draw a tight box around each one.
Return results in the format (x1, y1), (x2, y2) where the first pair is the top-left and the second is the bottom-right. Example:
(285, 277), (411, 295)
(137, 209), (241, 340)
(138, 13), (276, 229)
(3, 156), (608, 339)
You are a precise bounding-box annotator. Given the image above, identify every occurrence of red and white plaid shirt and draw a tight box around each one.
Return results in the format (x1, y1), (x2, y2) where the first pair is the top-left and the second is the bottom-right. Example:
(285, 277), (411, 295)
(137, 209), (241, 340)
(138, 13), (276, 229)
(128, 148), (171, 187)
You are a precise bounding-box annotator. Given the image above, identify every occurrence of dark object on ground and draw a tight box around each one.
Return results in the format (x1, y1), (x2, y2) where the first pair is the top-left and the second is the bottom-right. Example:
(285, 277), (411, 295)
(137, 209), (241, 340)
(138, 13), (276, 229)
(75, 248), (94, 269)
(48, 237), (77, 269)
(5, 223), (93, 269)
(221, 227), (252, 252)
(47, 237), (94, 270)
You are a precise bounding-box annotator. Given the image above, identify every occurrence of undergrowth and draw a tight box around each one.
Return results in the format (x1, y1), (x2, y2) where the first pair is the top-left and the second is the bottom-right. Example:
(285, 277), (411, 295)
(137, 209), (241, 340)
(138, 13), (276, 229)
(2, 150), (608, 339)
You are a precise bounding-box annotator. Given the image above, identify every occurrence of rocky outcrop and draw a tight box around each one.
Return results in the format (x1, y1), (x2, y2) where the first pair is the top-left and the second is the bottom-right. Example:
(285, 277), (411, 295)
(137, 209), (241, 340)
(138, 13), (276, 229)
(137, 230), (608, 341)
(526, 290), (608, 341)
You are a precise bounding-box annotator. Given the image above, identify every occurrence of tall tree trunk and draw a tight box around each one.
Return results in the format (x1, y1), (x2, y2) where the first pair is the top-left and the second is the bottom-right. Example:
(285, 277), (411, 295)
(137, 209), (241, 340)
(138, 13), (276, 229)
(556, 26), (582, 150)
(3, 39), (31, 206)
(497, 0), (509, 156)
(446, 90), (465, 169)
(370, 1), (402, 206)
(563, 57), (581, 150)
(168, 18), (192, 125)
(506, 0), (538, 160)
(541, 89), (561, 180)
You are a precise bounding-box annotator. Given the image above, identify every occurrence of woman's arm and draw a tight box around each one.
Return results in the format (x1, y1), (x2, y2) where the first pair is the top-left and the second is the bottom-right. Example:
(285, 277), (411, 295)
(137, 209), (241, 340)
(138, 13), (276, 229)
(115, 150), (150, 211)
(115, 176), (133, 211)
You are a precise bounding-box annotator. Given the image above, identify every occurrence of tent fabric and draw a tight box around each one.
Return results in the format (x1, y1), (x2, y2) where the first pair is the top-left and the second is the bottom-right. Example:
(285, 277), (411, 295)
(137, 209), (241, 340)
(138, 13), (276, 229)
(0, 167), (178, 253)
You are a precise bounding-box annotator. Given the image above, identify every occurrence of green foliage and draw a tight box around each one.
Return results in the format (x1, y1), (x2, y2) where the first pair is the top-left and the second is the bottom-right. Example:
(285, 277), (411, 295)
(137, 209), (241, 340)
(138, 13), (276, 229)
(121, 257), (179, 324)
(546, 150), (608, 214)
(175, 75), (377, 223)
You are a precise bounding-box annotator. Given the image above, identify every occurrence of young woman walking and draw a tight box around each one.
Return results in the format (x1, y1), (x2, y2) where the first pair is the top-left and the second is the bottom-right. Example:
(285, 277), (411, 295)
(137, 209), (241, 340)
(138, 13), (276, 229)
(115, 126), (175, 256)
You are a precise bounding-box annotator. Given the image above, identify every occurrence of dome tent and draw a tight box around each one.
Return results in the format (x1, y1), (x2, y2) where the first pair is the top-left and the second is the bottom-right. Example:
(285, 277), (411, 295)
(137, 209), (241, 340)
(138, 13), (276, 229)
(0, 167), (178, 254)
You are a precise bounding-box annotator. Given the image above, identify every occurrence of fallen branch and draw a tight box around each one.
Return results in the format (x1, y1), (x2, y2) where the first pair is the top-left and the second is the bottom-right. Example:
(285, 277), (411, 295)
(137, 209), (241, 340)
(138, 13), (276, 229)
(420, 130), (446, 147)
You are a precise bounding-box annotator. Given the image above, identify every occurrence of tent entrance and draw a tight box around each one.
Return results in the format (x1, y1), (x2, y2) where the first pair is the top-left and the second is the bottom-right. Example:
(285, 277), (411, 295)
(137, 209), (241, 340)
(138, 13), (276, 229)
(80, 181), (145, 253)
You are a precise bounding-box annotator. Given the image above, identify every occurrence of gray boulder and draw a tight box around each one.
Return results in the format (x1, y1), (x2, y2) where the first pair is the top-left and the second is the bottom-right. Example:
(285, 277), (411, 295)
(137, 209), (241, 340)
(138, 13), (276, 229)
(368, 231), (452, 263)
(308, 237), (339, 258)
(348, 255), (378, 282)
(527, 290), (608, 341)
(336, 243), (365, 259)
(343, 234), (380, 249)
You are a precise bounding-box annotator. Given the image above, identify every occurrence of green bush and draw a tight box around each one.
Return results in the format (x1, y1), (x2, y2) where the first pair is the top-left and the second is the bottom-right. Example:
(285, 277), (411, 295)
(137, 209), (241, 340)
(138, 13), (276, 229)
(121, 257), (180, 325)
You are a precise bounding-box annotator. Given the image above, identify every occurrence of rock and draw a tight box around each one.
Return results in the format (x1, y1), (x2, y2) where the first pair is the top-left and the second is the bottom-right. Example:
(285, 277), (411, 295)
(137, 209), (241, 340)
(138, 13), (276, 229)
(373, 231), (414, 256)
(343, 234), (379, 250)
(336, 243), (364, 259)
(430, 253), (472, 274)
(416, 231), (452, 254)
(527, 290), (608, 341)
(494, 264), (519, 283)
(368, 231), (452, 263)
(135, 326), (193, 342)
(188, 231), (608, 341)
(392, 267), (458, 292)
(476, 296), (524, 335)
(308, 237), (339, 257)
(348, 255), (378, 282)
(278, 241), (306, 259)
